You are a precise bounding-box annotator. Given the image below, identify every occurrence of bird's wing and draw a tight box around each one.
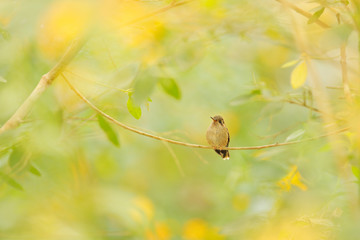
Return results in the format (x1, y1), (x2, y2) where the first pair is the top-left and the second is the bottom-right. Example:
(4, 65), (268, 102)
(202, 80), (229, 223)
(226, 127), (230, 147)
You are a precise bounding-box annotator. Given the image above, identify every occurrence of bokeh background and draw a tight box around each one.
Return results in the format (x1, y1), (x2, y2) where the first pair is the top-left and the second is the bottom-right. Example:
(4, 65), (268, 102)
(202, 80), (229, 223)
(0, 0), (360, 239)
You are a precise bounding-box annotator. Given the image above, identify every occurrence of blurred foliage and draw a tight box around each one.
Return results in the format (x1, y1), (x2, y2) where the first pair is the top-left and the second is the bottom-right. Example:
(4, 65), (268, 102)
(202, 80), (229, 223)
(1, 0), (360, 239)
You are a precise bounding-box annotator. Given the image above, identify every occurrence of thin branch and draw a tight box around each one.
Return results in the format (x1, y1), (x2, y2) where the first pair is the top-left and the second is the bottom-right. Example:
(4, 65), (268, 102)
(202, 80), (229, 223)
(162, 141), (185, 177)
(327, 86), (346, 90)
(67, 116), (97, 122)
(341, 46), (353, 102)
(63, 74), (349, 151)
(103, 39), (118, 69)
(65, 70), (132, 94)
(284, 99), (322, 114)
(257, 121), (304, 141)
(283, 98), (343, 120)
(275, 0), (330, 28)
(0, 38), (85, 134)
(116, 0), (192, 28)
(337, 14), (353, 103)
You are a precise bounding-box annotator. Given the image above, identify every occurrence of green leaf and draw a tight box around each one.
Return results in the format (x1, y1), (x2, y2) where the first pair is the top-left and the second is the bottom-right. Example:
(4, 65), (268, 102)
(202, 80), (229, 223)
(8, 147), (24, 169)
(307, 7), (325, 24)
(352, 166), (360, 180)
(97, 115), (120, 147)
(159, 78), (181, 100)
(0, 172), (23, 191)
(291, 61), (308, 89)
(230, 89), (262, 106)
(132, 70), (158, 105)
(281, 59), (300, 68)
(285, 129), (305, 142)
(145, 97), (152, 111)
(127, 96), (142, 119)
(28, 164), (41, 177)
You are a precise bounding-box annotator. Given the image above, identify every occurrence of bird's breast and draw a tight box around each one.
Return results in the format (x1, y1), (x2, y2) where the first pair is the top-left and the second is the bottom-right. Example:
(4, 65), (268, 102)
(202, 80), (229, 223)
(206, 124), (228, 147)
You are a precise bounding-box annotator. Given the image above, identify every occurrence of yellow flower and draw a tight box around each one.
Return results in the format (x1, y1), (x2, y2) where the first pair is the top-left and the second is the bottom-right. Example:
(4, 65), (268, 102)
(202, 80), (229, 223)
(278, 165), (307, 191)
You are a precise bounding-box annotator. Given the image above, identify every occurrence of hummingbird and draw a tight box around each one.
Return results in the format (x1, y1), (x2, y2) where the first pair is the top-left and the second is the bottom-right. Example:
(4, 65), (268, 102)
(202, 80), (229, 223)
(206, 115), (230, 160)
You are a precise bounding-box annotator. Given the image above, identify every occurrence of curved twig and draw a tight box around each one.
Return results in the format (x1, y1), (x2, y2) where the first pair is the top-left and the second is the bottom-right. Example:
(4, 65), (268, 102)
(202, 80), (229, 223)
(337, 15), (352, 103)
(63, 73), (349, 151)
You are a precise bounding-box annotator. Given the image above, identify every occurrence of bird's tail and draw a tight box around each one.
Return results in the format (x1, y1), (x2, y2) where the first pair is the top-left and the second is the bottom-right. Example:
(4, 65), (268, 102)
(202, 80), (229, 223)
(215, 149), (230, 160)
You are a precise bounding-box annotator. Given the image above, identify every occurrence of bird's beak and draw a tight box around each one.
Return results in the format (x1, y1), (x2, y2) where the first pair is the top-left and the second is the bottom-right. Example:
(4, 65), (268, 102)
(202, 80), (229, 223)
(210, 116), (214, 121)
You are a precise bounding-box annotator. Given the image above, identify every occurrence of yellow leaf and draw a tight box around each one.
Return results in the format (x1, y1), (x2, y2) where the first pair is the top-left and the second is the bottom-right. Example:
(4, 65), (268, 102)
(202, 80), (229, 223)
(281, 59), (299, 68)
(290, 171), (308, 191)
(290, 61), (308, 89)
(277, 166), (307, 191)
